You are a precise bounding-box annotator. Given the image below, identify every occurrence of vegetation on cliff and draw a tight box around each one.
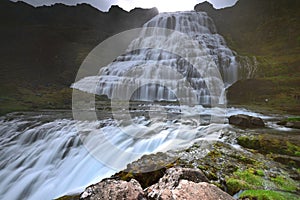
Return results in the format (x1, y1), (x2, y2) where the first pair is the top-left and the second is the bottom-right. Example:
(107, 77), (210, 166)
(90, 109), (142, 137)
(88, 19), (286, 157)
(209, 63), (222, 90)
(0, 0), (158, 115)
(195, 0), (300, 114)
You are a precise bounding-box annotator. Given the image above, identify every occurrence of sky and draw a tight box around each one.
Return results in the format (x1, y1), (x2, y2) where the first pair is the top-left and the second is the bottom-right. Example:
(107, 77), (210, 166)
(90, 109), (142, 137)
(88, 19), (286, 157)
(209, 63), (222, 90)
(11, 0), (239, 12)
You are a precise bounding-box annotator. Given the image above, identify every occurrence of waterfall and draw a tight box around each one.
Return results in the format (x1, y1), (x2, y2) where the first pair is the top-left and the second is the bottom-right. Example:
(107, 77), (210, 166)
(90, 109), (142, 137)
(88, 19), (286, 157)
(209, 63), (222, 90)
(72, 11), (239, 105)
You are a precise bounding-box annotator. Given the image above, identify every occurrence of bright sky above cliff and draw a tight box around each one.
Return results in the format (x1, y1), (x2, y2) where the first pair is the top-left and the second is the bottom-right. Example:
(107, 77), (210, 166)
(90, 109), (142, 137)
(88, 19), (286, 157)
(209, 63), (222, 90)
(12, 0), (238, 12)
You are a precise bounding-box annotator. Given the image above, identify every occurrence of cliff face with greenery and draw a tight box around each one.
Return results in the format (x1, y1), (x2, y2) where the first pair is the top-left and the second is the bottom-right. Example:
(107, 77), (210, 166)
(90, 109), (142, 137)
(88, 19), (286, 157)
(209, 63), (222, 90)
(195, 0), (300, 114)
(0, 0), (158, 115)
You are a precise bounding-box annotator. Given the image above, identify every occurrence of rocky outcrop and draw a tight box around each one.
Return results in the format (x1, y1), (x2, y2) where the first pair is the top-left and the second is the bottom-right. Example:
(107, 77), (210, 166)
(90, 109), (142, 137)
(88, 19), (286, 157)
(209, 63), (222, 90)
(80, 167), (234, 200)
(146, 167), (233, 200)
(237, 134), (300, 168)
(277, 120), (300, 129)
(146, 167), (209, 198)
(285, 121), (300, 129)
(80, 179), (145, 200)
(229, 114), (265, 128)
(148, 181), (234, 200)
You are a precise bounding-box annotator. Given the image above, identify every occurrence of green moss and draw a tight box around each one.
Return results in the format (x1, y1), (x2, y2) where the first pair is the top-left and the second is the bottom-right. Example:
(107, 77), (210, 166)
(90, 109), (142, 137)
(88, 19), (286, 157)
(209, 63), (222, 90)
(239, 190), (300, 200)
(237, 135), (300, 156)
(286, 142), (300, 156)
(287, 117), (300, 122)
(271, 176), (298, 192)
(255, 169), (265, 176)
(226, 178), (251, 195)
(0, 84), (73, 116)
(226, 168), (298, 196)
(234, 169), (265, 187)
(114, 167), (167, 189)
(207, 149), (222, 159)
(197, 165), (207, 171)
(54, 194), (80, 200)
(237, 136), (260, 150)
(226, 169), (266, 195)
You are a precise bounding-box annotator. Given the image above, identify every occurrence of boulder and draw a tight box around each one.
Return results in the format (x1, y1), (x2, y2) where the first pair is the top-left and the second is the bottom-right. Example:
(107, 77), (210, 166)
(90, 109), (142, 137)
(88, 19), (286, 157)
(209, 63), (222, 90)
(169, 181), (234, 200)
(277, 120), (300, 129)
(80, 179), (146, 200)
(146, 167), (234, 200)
(286, 121), (300, 129)
(229, 114), (265, 128)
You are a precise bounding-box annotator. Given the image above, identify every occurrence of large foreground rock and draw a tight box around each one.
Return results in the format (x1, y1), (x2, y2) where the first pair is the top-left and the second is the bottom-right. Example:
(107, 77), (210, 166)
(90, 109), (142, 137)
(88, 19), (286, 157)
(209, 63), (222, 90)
(146, 167), (234, 200)
(229, 114), (265, 128)
(80, 167), (234, 200)
(80, 179), (145, 200)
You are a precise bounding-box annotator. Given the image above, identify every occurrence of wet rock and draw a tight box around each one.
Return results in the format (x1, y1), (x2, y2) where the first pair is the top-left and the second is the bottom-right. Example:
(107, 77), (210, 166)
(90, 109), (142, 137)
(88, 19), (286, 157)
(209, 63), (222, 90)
(277, 118), (300, 129)
(285, 121), (300, 129)
(272, 154), (300, 168)
(80, 179), (145, 200)
(229, 114), (265, 128)
(146, 167), (233, 200)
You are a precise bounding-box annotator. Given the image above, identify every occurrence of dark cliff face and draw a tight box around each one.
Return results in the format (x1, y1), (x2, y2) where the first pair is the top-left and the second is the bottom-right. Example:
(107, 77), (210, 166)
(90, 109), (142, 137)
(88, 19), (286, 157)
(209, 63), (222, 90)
(0, 0), (158, 86)
(194, 0), (300, 65)
(195, 0), (300, 114)
(0, 0), (158, 114)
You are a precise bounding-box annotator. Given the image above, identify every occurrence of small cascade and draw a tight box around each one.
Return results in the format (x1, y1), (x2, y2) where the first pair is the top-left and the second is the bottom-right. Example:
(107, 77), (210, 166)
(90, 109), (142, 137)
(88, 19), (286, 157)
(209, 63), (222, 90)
(236, 55), (258, 79)
(72, 11), (240, 105)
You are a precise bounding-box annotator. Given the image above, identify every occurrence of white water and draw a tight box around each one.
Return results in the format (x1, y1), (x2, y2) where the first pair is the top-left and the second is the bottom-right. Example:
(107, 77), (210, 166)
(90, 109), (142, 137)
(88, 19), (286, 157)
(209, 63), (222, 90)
(0, 107), (227, 200)
(0, 106), (291, 199)
(72, 12), (239, 105)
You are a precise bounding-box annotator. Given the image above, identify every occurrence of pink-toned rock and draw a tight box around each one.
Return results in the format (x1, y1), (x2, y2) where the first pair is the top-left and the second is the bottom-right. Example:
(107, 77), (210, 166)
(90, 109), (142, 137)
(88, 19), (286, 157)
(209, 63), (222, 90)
(146, 167), (233, 200)
(172, 181), (234, 200)
(80, 167), (234, 200)
(80, 179), (145, 200)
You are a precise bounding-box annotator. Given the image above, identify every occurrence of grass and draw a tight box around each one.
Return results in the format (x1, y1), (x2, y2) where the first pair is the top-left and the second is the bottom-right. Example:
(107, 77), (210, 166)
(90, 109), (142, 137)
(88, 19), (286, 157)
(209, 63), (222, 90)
(287, 117), (300, 122)
(0, 85), (72, 116)
(239, 190), (299, 200)
(226, 168), (298, 195)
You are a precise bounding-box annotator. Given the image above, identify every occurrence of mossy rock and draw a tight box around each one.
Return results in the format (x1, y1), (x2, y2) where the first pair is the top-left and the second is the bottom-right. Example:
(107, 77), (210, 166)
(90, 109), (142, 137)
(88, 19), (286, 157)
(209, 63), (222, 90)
(237, 134), (300, 157)
(271, 175), (298, 192)
(226, 178), (252, 195)
(113, 152), (177, 188)
(114, 168), (166, 188)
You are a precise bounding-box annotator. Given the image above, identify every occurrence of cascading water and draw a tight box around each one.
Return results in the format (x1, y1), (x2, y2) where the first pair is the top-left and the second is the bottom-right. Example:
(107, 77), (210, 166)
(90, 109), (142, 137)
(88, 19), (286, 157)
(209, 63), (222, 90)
(72, 11), (239, 105)
(1, 11), (246, 200)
